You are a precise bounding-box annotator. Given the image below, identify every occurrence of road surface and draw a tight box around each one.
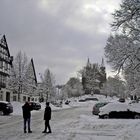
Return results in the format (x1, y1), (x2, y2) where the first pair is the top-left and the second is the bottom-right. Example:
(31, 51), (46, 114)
(0, 104), (133, 140)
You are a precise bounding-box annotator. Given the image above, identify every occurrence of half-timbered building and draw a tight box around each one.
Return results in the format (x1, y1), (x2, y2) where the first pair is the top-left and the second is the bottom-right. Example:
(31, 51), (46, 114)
(0, 35), (13, 101)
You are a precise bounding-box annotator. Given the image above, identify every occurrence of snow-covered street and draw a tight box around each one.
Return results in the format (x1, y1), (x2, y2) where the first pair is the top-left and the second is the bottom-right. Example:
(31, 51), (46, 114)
(0, 99), (140, 140)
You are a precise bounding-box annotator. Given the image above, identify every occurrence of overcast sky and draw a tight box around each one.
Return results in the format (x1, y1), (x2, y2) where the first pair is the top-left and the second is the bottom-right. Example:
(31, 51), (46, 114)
(0, 0), (121, 84)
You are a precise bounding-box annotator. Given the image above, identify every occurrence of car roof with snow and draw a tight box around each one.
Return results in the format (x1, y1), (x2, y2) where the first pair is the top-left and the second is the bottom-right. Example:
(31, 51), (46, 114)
(0, 101), (10, 104)
(99, 102), (129, 112)
(99, 102), (140, 115)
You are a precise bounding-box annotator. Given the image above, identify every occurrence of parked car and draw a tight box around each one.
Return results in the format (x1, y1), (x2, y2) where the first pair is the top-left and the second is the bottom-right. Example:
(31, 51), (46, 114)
(99, 102), (140, 119)
(52, 100), (63, 107)
(129, 100), (138, 104)
(85, 97), (98, 101)
(65, 100), (70, 105)
(118, 98), (125, 103)
(30, 102), (41, 110)
(0, 101), (13, 115)
(79, 97), (98, 102)
(92, 102), (109, 115)
(79, 99), (86, 102)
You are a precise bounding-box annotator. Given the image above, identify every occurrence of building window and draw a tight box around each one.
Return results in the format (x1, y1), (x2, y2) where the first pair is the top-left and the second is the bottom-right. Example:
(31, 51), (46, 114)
(13, 95), (17, 101)
(0, 61), (3, 69)
(2, 76), (6, 84)
(5, 62), (8, 71)
(0, 94), (2, 100)
(23, 96), (26, 101)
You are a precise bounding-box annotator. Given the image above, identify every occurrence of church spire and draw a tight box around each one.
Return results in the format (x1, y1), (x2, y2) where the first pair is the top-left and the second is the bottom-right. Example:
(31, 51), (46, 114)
(87, 57), (90, 67)
(101, 57), (104, 67)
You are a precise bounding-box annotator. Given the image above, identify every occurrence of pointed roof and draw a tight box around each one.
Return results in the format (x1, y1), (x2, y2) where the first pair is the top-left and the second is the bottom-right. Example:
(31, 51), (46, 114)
(87, 57), (91, 67)
(30, 58), (37, 84)
(0, 34), (11, 57)
(101, 57), (104, 67)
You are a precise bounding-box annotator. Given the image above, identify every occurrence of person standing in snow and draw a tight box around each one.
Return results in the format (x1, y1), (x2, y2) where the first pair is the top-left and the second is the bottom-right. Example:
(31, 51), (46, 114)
(22, 101), (33, 133)
(42, 102), (52, 133)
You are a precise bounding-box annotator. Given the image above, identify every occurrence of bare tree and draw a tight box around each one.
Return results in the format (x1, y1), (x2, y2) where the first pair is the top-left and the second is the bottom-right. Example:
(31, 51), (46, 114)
(63, 77), (83, 98)
(7, 51), (28, 101)
(103, 76), (126, 98)
(41, 69), (56, 102)
(105, 34), (140, 73)
(112, 0), (140, 42)
(105, 0), (140, 97)
(105, 0), (140, 73)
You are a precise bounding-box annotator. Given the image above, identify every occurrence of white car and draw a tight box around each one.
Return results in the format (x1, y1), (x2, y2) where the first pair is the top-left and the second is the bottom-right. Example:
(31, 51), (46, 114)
(99, 102), (140, 119)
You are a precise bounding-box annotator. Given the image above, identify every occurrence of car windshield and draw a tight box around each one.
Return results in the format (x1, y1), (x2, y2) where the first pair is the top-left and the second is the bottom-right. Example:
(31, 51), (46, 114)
(96, 102), (108, 108)
(96, 104), (103, 107)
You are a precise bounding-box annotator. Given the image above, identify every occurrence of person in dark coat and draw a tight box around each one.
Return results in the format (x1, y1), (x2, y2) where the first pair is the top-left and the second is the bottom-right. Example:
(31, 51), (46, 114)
(42, 102), (52, 133)
(22, 101), (33, 133)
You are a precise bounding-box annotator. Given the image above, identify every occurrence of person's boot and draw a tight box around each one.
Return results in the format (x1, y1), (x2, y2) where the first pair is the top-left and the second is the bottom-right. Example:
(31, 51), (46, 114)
(47, 131), (52, 133)
(47, 126), (52, 133)
(28, 130), (32, 133)
(24, 130), (27, 133)
(47, 129), (52, 134)
(42, 130), (47, 133)
(42, 127), (47, 133)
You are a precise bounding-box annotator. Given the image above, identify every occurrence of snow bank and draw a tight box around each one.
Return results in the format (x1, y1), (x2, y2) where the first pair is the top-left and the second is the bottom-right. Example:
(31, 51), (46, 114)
(11, 101), (72, 116)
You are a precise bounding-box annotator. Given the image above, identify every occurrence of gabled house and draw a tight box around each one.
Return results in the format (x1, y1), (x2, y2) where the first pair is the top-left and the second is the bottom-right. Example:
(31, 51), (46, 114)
(0, 35), (13, 101)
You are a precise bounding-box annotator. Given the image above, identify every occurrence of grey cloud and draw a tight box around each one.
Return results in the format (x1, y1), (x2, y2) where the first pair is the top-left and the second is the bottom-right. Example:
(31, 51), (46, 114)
(0, 0), (121, 84)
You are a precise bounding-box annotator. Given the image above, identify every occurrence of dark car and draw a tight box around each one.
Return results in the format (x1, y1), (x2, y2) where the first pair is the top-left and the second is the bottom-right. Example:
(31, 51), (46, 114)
(118, 98), (125, 103)
(30, 102), (41, 110)
(85, 97), (98, 101)
(0, 101), (13, 115)
(99, 103), (140, 119)
(65, 100), (70, 105)
(92, 102), (109, 115)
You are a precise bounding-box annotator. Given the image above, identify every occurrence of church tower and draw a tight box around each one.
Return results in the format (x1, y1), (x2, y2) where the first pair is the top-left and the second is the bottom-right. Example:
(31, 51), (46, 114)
(99, 58), (106, 86)
(82, 58), (107, 94)
(86, 57), (91, 68)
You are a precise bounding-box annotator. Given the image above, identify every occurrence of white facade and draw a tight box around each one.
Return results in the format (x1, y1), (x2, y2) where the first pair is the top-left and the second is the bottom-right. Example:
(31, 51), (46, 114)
(0, 88), (13, 102)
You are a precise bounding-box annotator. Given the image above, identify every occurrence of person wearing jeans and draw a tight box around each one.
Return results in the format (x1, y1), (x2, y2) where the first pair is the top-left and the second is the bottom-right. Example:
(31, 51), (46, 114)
(22, 102), (32, 133)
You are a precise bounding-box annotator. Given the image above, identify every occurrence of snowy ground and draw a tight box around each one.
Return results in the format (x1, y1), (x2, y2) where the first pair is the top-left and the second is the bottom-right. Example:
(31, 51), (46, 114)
(0, 95), (140, 140)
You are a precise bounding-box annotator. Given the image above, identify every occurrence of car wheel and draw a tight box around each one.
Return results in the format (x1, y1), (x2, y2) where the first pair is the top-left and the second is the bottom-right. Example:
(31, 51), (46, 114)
(3, 111), (10, 115)
(0, 111), (3, 115)
(104, 114), (109, 119)
(134, 114), (140, 119)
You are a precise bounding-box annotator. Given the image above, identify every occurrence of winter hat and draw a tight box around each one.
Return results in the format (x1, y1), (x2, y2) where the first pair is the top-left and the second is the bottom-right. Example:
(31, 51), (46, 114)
(46, 102), (50, 106)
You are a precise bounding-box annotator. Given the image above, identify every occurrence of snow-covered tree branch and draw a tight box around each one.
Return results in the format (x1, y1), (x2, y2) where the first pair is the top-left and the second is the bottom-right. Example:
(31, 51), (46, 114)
(40, 68), (56, 102)
(7, 51), (28, 101)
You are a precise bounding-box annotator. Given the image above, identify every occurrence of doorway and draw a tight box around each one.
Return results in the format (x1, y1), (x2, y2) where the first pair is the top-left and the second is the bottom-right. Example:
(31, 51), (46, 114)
(6, 92), (10, 102)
